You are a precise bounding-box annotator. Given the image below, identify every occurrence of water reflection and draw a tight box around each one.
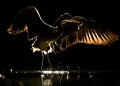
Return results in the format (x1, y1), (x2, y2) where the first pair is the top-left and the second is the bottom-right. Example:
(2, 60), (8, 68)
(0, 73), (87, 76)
(1, 69), (120, 86)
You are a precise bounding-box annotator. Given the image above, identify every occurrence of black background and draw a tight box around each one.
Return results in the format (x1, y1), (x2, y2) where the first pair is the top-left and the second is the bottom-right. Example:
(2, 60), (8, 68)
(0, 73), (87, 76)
(0, 0), (120, 31)
(0, 0), (120, 70)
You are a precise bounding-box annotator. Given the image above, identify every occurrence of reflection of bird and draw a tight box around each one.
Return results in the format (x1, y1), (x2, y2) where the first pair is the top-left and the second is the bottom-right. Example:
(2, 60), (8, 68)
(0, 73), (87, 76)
(54, 13), (119, 51)
(7, 6), (119, 54)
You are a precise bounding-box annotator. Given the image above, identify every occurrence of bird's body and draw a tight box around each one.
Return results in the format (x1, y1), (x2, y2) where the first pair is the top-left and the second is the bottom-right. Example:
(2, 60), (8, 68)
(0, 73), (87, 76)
(7, 6), (119, 54)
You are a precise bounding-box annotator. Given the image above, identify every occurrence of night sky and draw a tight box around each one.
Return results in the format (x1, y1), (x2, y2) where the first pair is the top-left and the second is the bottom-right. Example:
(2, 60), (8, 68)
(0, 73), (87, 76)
(0, 0), (120, 70)
(0, 0), (119, 32)
(0, 0), (120, 30)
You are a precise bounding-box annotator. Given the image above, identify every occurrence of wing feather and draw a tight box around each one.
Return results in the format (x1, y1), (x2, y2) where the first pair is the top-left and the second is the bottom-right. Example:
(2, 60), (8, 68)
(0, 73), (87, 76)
(57, 15), (119, 50)
(7, 6), (47, 36)
(7, 6), (57, 41)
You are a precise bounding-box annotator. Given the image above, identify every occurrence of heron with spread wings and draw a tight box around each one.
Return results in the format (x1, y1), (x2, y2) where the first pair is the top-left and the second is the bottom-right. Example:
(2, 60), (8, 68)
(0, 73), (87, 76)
(7, 6), (119, 54)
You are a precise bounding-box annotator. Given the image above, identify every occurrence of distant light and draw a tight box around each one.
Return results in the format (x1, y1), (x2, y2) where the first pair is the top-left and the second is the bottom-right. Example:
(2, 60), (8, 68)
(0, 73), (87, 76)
(0, 74), (5, 79)
(89, 74), (93, 78)
(10, 69), (13, 72)
(0, 74), (2, 77)
(77, 75), (80, 79)
(88, 71), (91, 74)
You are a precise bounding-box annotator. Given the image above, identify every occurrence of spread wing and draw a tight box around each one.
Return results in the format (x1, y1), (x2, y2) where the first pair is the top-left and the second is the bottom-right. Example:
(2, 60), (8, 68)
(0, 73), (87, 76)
(56, 15), (119, 50)
(7, 6), (56, 41)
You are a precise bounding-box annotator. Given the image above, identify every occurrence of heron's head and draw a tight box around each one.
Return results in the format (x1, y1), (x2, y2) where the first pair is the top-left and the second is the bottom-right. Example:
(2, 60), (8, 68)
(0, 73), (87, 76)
(54, 13), (73, 26)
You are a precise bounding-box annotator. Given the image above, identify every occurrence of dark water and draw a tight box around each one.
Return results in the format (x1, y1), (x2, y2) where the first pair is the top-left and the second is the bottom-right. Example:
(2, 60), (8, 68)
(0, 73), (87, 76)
(0, 70), (120, 86)
(1, 78), (119, 86)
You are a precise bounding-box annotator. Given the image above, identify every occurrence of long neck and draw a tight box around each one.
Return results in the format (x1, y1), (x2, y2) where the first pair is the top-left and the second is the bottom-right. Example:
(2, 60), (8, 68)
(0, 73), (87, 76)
(33, 6), (56, 29)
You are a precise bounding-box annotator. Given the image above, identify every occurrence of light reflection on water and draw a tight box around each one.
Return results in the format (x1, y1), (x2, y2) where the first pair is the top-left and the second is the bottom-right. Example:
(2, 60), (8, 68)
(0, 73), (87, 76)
(0, 70), (120, 86)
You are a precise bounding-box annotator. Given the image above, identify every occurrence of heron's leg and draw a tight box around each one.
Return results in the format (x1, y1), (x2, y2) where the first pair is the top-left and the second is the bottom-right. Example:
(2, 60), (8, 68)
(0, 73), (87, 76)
(46, 52), (54, 70)
(41, 51), (45, 73)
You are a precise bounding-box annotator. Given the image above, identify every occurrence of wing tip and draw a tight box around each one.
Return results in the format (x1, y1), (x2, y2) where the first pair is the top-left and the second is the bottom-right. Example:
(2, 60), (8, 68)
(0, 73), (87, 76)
(7, 25), (28, 35)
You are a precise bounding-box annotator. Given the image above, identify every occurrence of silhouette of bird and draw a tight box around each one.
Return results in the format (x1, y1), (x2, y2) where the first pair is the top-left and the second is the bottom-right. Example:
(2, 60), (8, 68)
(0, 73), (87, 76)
(7, 6), (119, 54)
